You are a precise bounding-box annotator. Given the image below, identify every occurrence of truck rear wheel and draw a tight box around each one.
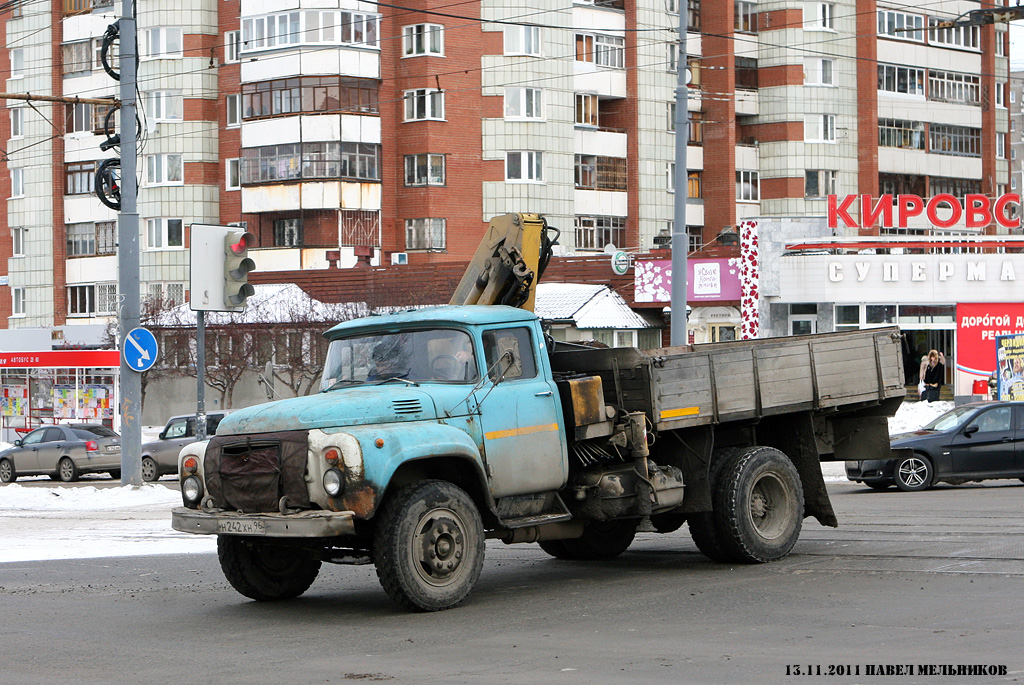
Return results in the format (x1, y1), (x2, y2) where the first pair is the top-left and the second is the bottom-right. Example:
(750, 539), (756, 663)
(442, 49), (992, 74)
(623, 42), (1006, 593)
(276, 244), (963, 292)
(538, 519), (637, 560)
(218, 536), (322, 601)
(373, 480), (485, 612)
(688, 447), (744, 563)
(713, 446), (804, 563)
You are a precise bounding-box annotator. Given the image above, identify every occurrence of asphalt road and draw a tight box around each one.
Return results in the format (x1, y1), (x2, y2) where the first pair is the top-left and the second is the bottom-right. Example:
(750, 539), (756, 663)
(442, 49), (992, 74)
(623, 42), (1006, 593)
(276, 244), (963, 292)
(2, 481), (1022, 684)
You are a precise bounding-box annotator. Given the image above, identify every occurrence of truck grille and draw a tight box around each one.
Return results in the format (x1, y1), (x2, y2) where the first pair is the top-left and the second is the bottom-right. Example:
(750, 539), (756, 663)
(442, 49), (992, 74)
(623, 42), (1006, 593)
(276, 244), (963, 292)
(204, 430), (312, 513)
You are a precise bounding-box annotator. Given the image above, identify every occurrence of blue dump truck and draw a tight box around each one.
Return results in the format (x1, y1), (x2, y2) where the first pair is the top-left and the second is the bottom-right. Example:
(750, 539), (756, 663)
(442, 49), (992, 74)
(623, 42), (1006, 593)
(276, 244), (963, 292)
(172, 214), (905, 611)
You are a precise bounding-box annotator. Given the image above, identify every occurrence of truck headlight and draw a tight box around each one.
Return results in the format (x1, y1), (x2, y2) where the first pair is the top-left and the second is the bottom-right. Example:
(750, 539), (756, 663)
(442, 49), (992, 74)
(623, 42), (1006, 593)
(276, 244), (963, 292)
(323, 468), (344, 497)
(182, 475), (203, 505)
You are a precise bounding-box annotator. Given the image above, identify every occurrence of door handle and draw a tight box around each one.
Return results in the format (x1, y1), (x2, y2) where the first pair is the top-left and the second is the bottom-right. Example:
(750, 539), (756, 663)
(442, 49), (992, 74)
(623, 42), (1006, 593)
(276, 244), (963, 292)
(535, 390), (553, 397)
(1001, 437), (1011, 442)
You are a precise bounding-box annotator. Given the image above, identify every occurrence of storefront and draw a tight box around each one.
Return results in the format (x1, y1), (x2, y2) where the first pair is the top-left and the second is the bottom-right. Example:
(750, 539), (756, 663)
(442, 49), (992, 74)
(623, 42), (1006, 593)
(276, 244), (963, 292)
(0, 350), (120, 443)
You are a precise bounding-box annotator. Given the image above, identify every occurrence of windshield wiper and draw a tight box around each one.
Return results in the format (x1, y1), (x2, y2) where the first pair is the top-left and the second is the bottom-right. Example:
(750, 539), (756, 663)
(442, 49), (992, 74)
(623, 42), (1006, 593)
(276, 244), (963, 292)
(374, 376), (419, 387)
(321, 379), (366, 392)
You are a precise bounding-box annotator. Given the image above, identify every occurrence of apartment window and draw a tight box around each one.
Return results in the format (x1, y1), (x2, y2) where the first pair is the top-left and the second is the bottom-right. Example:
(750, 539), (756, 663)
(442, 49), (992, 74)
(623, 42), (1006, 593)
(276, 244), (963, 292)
(997, 133), (1006, 160)
(877, 10), (924, 42)
(687, 0), (700, 30)
(737, 170), (759, 201)
(575, 155), (626, 191)
(10, 49), (24, 76)
(928, 18), (979, 49)
(12, 288), (26, 316)
(804, 57), (833, 86)
(227, 94), (240, 126)
(68, 285), (96, 316)
(576, 93), (598, 127)
(879, 173), (925, 197)
(996, 31), (1006, 57)
(575, 33), (625, 69)
(506, 151), (543, 182)
(67, 223), (96, 257)
(97, 283), (118, 314)
(61, 40), (93, 75)
(339, 143), (379, 180)
(804, 114), (835, 142)
(96, 221), (116, 254)
(240, 142), (380, 183)
(64, 162), (95, 195)
(575, 216), (626, 251)
(226, 158), (241, 190)
(878, 119), (924, 149)
(504, 25), (541, 56)
(339, 210), (380, 247)
(12, 227), (26, 256)
(689, 169), (702, 198)
(877, 64), (925, 96)
(996, 82), (1006, 108)
(66, 102), (93, 133)
(145, 218), (183, 249)
(928, 70), (980, 105)
(11, 108), (24, 138)
(404, 153), (445, 186)
(735, 1), (757, 33)
(145, 90), (183, 121)
(225, 30), (241, 63)
(929, 124), (981, 157)
(402, 24), (443, 56)
(805, 2), (834, 30)
(929, 176), (981, 198)
(735, 57), (758, 90)
(505, 87), (543, 120)
(405, 218), (446, 250)
(11, 168), (24, 198)
(143, 28), (183, 59)
(805, 170), (837, 198)
(404, 88), (444, 121)
(242, 77), (378, 118)
(145, 154), (183, 185)
(241, 11), (379, 52)
(165, 283), (184, 306)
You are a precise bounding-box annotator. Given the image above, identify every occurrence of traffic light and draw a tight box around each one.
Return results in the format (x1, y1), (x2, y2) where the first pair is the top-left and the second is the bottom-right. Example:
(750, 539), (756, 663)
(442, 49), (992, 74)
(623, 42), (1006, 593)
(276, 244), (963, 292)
(224, 229), (256, 307)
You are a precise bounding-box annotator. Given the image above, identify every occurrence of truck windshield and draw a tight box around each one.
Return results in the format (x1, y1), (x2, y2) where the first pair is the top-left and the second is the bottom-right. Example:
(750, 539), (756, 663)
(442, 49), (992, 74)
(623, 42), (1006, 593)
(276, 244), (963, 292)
(320, 328), (479, 390)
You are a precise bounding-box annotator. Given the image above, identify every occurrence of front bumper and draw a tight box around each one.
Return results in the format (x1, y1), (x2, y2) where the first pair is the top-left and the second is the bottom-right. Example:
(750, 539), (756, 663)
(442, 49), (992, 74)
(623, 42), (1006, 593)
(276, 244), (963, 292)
(171, 507), (356, 538)
(845, 459), (896, 484)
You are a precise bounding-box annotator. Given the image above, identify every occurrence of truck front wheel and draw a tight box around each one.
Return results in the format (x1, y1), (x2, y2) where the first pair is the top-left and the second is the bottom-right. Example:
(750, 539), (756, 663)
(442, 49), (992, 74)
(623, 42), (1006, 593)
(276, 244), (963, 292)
(373, 480), (485, 612)
(218, 536), (322, 601)
(714, 446), (804, 563)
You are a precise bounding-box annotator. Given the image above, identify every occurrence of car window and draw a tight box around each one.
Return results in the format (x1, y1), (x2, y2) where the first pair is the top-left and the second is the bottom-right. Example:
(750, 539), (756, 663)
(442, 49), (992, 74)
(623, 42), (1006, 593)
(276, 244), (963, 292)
(79, 425), (117, 437)
(72, 428), (106, 440)
(21, 429), (47, 445)
(165, 419), (189, 439)
(968, 407), (1011, 433)
(207, 414), (224, 435)
(482, 327), (537, 382)
(43, 427), (66, 443)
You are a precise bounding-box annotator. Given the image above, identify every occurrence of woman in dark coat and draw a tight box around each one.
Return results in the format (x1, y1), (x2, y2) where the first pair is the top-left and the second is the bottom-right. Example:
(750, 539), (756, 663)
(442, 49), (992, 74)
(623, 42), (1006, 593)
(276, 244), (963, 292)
(922, 349), (945, 402)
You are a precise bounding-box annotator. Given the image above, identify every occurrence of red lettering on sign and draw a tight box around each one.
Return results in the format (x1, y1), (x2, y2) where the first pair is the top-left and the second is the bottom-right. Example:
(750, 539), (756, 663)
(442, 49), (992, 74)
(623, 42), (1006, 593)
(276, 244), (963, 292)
(861, 194), (893, 229)
(994, 194), (1021, 229)
(828, 194), (857, 229)
(964, 194), (991, 228)
(927, 194), (961, 229)
(898, 195), (924, 228)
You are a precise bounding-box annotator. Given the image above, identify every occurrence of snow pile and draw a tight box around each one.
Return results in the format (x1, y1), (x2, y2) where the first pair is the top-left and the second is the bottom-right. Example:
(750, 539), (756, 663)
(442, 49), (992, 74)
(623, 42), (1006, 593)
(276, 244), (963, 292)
(0, 483), (181, 512)
(888, 400), (954, 435)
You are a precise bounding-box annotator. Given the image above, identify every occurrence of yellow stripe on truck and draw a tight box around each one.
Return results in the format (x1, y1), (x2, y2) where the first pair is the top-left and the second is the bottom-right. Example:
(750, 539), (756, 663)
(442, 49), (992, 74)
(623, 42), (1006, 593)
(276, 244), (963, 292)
(484, 423), (560, 440)
(660, 406), (700, 420)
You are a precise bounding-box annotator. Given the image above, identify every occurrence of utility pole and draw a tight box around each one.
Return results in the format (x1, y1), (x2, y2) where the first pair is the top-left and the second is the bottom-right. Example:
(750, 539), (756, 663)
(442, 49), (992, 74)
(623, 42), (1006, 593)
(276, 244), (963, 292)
(117, 1), (142, 485)
(670, 6), (690, 346)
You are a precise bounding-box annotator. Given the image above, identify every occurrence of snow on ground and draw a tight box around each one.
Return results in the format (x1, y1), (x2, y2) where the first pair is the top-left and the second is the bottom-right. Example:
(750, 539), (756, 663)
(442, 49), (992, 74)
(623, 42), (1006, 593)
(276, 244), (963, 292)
(0, 402), (955, 563)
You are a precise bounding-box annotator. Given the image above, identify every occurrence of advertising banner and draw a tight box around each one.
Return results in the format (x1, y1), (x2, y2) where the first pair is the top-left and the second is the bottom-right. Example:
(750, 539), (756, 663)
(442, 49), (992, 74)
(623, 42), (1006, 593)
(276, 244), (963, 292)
(1, 385), (29, 417)
(995, 335), (1024, 401)
(955, 303), (1024, 396)
(635, 258), (742, 303)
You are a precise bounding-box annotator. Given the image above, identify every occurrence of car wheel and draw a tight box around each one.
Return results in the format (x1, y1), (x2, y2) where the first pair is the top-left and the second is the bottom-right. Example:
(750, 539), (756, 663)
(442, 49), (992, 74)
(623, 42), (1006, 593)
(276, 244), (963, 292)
(373, 480), (485, 612)
(141, 457), (158, 482)
(108, 470), (121, 480)
(58, 457), (79, 483)
(0, 458), (16, 483)
(867, 482), (891, 491)
(894, 454), (933, 492)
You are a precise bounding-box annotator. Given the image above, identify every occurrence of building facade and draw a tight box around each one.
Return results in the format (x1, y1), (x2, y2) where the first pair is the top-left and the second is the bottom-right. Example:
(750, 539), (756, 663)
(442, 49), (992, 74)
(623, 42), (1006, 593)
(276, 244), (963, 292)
(1, 0), (1010, 348)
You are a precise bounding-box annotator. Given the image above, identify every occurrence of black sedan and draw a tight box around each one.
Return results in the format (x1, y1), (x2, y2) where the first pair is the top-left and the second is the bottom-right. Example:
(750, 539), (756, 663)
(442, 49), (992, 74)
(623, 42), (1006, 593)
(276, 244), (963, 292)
(847, 402), (1024, 492)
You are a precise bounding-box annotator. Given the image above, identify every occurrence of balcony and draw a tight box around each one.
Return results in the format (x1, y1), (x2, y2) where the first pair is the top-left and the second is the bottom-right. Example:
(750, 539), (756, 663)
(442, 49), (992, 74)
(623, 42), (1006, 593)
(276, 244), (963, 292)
(63, 0), (112, 15)
(575, 127), (627, 157)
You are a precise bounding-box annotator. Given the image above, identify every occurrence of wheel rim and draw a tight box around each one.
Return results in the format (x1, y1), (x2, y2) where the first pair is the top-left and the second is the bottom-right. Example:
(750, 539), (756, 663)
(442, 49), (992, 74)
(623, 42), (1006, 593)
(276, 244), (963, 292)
(898, 458), (927, 487)
(60, 460), (74, 480)
(0, 461), (10, 481)
(746, 472), (796, 541)
(141, 458), (156, 481)
(409, 506), (468, 588)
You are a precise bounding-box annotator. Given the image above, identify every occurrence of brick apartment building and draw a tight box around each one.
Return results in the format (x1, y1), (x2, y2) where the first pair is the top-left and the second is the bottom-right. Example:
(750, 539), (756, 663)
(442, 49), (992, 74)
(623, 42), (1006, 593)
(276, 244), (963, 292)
(1, 0), (1011, 342)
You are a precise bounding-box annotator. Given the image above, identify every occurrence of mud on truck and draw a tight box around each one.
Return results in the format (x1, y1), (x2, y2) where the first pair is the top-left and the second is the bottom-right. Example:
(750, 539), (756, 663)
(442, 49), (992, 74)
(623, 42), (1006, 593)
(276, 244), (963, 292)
(172, 213), (905, 612)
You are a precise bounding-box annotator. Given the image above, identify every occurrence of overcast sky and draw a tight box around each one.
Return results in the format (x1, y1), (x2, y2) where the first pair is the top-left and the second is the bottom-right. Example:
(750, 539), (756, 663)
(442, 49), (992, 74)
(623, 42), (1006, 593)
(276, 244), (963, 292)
(1012, 23), (1024, 71)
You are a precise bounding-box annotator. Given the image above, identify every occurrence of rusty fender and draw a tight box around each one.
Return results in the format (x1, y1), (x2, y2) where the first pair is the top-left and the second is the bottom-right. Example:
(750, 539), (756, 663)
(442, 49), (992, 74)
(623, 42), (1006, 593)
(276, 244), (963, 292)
(317, 422), (490, 519)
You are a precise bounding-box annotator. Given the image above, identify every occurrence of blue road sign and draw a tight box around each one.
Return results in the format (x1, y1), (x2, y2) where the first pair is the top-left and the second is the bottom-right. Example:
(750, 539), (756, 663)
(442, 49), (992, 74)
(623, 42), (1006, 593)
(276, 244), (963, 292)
(124, 327), (159, 372)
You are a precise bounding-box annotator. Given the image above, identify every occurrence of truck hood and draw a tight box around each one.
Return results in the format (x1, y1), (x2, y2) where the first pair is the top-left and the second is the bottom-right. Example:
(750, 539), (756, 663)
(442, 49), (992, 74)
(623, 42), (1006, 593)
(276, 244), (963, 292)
(216, 387), (442, 435)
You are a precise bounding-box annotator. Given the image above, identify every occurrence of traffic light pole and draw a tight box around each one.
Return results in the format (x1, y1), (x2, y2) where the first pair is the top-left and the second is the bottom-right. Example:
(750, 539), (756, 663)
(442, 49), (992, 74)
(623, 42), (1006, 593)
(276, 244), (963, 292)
(196, 310), (207, 441)
(118, 1), (142, 484)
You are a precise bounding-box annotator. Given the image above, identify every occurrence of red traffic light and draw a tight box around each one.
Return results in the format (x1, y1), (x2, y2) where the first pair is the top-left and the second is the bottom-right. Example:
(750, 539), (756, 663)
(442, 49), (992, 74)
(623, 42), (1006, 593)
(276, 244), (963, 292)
(228, 233), (251, 255)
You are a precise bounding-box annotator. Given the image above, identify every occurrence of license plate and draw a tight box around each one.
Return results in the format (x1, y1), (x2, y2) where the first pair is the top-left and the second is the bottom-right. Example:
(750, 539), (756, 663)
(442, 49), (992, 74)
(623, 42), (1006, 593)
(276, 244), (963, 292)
(217, 519), (266, 535)
(105, 445), (120, 452)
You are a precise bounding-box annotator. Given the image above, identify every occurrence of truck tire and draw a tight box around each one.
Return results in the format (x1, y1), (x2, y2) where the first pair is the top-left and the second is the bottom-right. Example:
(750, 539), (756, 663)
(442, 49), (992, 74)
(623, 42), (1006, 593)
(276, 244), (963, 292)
(688, 447), (745, 563)
(218, 536), (322, 601)
(713, 446), (804, 563)
(538, 519), (637, 560)
(373, 480), (485, 612)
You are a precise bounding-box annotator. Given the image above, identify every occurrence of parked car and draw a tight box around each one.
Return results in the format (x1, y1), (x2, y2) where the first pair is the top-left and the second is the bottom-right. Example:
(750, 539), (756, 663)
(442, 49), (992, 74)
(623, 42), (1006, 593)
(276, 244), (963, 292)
(140, 412), (229, 482)
(0, 424), (121, 483)
(846, 401), (1024, 491)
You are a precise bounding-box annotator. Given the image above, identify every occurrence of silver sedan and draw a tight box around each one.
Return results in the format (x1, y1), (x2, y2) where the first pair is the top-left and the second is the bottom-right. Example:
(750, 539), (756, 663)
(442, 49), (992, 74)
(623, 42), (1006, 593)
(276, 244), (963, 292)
(0, 424), (121, 483)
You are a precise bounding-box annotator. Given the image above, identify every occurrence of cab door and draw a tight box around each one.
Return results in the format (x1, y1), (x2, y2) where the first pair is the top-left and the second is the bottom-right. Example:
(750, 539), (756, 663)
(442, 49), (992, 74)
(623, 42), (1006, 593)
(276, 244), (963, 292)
(476, 325), (567, 497)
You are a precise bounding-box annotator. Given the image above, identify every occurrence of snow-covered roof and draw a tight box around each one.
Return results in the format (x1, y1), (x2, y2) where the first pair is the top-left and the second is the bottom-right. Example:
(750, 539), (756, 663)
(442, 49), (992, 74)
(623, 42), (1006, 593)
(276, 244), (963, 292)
(150, 283), (368, 327)
(535, 283), (656, 330)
